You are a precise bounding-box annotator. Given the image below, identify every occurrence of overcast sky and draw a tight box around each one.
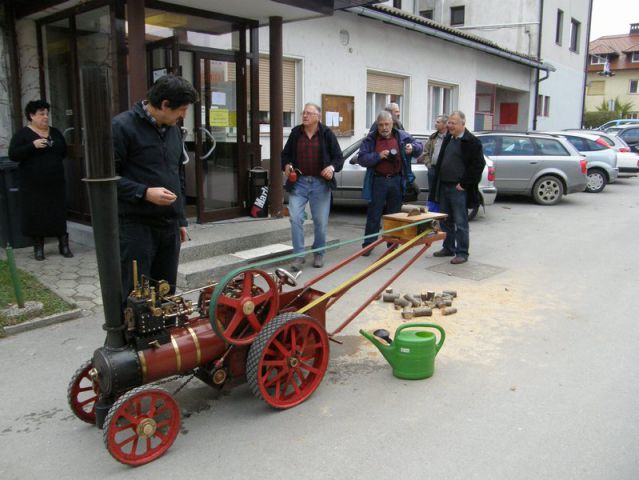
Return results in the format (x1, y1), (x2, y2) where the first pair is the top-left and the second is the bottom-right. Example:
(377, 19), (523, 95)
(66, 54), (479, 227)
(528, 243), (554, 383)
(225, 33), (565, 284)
(589, 0), (639, 40)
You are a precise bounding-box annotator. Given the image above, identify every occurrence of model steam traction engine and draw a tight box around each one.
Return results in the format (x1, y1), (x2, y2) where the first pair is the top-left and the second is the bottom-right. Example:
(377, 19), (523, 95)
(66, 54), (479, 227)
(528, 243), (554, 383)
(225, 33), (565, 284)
(70, 65), (446, 467)
(68, 210), (445, 466)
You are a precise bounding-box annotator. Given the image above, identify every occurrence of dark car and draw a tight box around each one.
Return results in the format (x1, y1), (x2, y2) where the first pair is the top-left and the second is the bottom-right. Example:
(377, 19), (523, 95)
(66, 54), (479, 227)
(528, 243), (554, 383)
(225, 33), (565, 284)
(605, 124), (639, 153)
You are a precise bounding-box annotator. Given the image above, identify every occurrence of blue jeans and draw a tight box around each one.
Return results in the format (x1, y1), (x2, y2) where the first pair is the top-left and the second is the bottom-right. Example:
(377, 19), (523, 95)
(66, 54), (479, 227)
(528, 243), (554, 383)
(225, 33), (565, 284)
(288, 176), (331, 256)
(364, 175), (402, 246)
(438, 183), (469, 258)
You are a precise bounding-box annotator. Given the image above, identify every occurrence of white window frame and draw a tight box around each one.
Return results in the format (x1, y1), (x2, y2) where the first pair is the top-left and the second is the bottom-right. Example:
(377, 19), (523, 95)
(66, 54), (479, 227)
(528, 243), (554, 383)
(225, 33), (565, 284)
(631, 52), (639, 63)
(450, 6), (465, 26)
(366, 93), (404, 129)
(590, 55), (606, 65)
(427, 82), (458, 129)
(569, 18), (581, 53)
(366, 71), (407, 130)
(555, 9), (563, 46)
(630, 80), (639, 94)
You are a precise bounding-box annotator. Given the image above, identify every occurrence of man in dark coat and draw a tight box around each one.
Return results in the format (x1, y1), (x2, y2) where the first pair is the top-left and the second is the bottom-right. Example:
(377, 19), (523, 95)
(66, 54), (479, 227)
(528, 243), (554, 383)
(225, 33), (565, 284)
(428, 110), (485, 264)
(112, 75), (198, 300)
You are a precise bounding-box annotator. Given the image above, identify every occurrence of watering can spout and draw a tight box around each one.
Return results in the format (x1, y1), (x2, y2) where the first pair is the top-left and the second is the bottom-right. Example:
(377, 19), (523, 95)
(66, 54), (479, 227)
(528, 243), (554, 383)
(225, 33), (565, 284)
(359, 329), (393, 362)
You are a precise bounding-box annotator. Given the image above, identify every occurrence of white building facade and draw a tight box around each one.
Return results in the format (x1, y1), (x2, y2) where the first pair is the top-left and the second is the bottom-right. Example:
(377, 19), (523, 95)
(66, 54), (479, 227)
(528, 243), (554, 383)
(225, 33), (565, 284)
(258, 4), (548, 158)
(409, 0), (592, 130)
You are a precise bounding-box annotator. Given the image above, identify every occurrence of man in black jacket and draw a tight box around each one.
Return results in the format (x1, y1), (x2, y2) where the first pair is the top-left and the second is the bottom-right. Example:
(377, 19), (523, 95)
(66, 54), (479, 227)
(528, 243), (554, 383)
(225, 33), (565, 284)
(282, 102), (343, 270)
(112, 75), (198, 299)
(428, 111), (485, 264)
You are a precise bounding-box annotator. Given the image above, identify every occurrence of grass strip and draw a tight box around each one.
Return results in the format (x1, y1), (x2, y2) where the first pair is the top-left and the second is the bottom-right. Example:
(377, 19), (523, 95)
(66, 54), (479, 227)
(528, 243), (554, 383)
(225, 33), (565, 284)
(0, 259), (74, 328)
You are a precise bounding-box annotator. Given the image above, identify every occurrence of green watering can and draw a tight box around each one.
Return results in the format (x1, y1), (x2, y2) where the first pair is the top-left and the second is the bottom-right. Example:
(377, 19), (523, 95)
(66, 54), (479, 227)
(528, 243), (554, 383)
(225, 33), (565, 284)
(360, 323), (445, 380)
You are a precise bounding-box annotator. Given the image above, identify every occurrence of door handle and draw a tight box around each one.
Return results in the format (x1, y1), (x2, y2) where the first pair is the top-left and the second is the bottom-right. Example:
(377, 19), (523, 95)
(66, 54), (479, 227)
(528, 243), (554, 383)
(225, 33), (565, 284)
(529, 161), (538, 165)
(180, 127), (190, 165)
(200, 127), (216, 160)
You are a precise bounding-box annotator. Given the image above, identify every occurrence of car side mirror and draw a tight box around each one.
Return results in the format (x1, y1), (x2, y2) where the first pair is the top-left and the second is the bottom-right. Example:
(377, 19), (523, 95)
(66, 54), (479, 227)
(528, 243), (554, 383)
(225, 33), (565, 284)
(349, 154), (359, 165)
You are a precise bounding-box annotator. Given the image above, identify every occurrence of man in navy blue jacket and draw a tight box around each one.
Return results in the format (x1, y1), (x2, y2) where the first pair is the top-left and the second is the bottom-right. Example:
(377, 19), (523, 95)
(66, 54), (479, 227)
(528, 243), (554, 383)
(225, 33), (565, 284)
(112, 75), (198, 299)
(359, 111), (422, 255)
(281, 102), (343, 270)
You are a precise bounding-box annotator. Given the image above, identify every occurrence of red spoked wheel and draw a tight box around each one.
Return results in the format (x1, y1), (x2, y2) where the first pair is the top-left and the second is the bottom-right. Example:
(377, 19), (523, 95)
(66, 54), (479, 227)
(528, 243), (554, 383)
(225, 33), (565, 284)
(246, 312), (330, 409)
(67, 359), (99, 424)
(103, 386), (181, 466)
(212, 269), (279, 346)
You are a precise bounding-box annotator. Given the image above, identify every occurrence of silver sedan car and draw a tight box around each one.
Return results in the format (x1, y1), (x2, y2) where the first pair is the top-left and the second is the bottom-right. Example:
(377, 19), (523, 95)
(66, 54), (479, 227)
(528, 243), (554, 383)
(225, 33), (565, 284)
(475, 132), (587, 205)
(332, 134), (497, 220)
(544, 131), (619, 193)
(564, 129), (639, 176)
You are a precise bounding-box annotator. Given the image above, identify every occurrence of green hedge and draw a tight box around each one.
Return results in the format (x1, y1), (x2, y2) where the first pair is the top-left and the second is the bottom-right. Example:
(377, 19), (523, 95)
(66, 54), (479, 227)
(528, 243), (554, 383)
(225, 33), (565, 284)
(582, 111), (617, 129)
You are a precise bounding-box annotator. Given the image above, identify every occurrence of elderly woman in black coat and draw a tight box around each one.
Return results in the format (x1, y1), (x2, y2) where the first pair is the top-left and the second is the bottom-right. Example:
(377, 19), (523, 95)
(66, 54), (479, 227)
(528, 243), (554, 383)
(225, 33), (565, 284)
(8, 99), (73, 260)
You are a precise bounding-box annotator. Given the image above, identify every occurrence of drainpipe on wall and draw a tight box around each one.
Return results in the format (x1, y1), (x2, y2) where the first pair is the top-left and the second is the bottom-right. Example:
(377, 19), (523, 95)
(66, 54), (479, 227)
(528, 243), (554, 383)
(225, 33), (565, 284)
(581, 0), (594, 127)
(532, 0), (544, 131)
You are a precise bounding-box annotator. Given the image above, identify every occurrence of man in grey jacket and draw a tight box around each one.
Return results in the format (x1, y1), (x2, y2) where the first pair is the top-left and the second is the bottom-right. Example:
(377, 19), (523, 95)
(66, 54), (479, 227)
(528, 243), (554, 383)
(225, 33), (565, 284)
(112, 75), (198, 299)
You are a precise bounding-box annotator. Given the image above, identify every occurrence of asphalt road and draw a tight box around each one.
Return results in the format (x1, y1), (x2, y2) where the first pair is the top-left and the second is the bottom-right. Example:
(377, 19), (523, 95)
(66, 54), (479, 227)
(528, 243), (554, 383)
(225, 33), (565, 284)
(1, 179), (638, 479)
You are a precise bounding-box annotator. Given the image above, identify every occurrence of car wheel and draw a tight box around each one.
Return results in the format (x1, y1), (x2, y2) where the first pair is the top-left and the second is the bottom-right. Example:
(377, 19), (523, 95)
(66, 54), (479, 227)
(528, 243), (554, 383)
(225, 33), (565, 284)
(468, 206), (479, 221)
(585, 168), (606, 193)
(532, 175), (563, 205)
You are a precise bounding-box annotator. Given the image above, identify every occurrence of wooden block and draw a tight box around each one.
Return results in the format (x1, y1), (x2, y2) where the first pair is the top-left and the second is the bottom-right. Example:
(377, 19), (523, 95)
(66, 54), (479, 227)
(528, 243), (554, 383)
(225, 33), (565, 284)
(382, 211), (447, 241)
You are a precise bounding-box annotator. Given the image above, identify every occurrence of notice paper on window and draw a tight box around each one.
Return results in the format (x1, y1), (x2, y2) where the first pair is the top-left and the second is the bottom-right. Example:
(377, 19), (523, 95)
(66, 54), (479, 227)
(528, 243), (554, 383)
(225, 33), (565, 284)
(325, 111), (340, 127)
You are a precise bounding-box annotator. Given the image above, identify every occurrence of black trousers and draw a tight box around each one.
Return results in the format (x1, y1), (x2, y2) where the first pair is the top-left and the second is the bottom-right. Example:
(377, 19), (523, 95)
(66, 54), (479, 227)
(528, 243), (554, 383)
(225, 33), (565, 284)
(119, 220), (181, 303)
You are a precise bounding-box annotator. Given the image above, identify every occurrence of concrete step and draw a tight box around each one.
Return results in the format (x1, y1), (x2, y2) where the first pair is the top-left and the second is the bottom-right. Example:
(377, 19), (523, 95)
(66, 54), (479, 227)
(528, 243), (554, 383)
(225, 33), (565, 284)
(178, 217), (312, 262)
(176, 236), (339, 290)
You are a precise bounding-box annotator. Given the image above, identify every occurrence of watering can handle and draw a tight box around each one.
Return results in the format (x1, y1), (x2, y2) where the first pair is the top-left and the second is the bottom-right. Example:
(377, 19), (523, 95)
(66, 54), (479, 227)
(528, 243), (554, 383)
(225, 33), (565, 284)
(396, 323), (446, 352)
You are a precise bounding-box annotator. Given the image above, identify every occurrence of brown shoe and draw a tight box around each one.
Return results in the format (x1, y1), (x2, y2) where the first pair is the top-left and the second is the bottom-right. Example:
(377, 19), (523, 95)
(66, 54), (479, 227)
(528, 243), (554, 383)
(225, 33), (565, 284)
(433, 248), (454, 257)
(450, 256), (468, 265)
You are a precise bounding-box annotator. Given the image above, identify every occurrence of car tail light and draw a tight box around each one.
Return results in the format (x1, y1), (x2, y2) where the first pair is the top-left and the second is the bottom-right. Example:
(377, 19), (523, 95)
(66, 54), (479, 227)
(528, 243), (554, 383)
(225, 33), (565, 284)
(580, 158), (587, 174)
(487, 166), (495, 182)
(637, 159), (639, 168)
(595, 137), (611, 148)
(619, 147), (630, 152)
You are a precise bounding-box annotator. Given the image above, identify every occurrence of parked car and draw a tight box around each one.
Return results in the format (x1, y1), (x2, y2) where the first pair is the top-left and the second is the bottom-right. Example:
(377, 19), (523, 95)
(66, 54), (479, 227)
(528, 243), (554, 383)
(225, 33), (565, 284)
(605, 124), (639, 153)
(564, 129), (639, 176)
(543, 131), (619, 193)
(332, 133), (497, 220)
(597, 119), (639, 130)
(475, 131), (587, 205)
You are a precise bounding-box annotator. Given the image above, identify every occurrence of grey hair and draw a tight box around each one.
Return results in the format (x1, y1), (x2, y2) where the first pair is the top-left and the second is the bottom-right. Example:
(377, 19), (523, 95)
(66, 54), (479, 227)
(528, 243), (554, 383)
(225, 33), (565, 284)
(436, 114), (448, 123)
(377, 110), (393, 122)
(449, 110), (466, 124)
(304, 102), (322, 114)
(385, 102), (399, 112)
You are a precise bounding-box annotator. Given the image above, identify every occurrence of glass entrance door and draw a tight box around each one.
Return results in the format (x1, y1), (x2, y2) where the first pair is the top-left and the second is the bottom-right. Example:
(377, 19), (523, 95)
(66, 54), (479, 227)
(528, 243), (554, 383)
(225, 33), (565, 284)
(194, 54), (246, 222)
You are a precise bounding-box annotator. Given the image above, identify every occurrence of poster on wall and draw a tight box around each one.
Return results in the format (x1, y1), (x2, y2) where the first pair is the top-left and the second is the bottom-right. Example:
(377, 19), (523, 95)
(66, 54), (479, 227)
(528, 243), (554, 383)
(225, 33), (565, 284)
(209, 108), (229, 127)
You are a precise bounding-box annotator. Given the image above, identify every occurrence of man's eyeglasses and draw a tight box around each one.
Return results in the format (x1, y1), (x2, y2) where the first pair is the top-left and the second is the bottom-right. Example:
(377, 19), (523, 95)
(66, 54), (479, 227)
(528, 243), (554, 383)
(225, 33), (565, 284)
(302, 111), (319, 117)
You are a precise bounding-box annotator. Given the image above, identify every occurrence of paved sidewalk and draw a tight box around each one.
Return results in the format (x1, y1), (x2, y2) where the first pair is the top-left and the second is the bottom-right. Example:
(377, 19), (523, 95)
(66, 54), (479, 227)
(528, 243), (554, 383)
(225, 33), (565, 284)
(6, 240), (102, 314)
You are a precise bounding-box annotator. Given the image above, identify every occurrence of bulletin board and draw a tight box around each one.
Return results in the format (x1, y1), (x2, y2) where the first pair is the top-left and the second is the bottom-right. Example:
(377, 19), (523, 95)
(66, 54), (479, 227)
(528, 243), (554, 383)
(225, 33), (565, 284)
(321, 94), (354, 137)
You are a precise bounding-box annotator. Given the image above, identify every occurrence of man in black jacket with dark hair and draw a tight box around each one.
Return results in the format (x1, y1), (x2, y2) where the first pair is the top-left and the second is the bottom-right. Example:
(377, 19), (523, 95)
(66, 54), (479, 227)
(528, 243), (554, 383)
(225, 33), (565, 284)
(428, 110), (485, 265)
(112, 74), (198, 299)
(281, 102), (343, 270)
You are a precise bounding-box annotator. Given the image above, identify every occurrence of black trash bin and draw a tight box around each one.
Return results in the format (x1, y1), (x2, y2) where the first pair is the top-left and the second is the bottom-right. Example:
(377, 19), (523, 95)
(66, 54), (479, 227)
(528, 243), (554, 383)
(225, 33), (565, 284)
(0, 157), (32, 249)
(248, 167), (269, 218)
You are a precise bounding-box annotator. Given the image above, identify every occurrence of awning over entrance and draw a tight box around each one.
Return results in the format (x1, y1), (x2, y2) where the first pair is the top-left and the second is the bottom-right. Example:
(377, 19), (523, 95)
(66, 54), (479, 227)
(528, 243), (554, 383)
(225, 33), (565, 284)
(10, 0), (375, 21)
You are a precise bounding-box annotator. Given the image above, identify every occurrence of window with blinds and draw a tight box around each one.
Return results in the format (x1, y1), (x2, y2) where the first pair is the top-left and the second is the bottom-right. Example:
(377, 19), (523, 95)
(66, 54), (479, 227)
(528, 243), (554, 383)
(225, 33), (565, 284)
(366, 72), (406, 129)
(258, 56), (297, 128)
(367, 72), (405, 96)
